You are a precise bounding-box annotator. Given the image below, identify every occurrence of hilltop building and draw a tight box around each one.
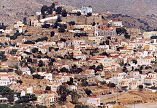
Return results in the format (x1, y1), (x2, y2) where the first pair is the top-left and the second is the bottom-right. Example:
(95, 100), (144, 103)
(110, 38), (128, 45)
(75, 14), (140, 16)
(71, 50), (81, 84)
(81, 6), (93, 15)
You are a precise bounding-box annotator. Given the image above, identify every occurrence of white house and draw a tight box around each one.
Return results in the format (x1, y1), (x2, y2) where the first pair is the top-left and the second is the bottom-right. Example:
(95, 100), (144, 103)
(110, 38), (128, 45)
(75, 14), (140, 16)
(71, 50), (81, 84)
(144, 77), (156, 85)
(112, 21), (123, 27)
(86, 69), (95, 75)
(74, 55), (86, 60)
(140, 73), (147, 82)
(0, 72), (9, 80)
(81, 6), (92, 15)
(129, 71), (140, 78)
(27, 86), (33, 94)
(44, 73), (53, 81)
(138, 56), (154, 65)
(37, 93), (57, 107)
(68, 85), (77, 91)
(118, 80), (130, 90)
(21, 90), (26, 96)
(0, 79), (10, 86)
(0, 73), (11, 86)
(87, 96), (100, 106)
(110, 71), (126, 84)
(72, 9), (81, 13)
(49, 82), (62, 92)
(57, 42), (65, 49)
(20, 66), (31, 75)
(147, 72), (157, 79)
(33, 72), (52, 81)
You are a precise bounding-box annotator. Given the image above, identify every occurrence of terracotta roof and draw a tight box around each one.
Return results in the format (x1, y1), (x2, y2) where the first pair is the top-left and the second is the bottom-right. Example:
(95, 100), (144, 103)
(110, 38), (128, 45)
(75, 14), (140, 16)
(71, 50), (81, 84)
(0, 74), (9, 76)
(58, 42), (63, 43)
(114, 71), (123, 73)
(121, 81), (126, 83)
(65, 74), (72, 76)
(56, 77), (62, 79)
(17, 90), (22, 92)
(90, 58), (99, 61)
(105, 28), (114, 31)
(132, 71), (139, 73)
(96, 56), (105, 59)
(112, 21), (121, 23)
(145, 77), (152, 79)
(90, 96), (97, 98)
(128, 76), (134, 78)
(143, 56), (152, 59)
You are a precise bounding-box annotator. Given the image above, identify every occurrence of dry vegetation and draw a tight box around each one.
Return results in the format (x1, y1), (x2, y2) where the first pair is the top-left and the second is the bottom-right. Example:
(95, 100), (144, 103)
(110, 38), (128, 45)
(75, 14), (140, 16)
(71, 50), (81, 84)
(1, 0), (157, 30)
(101, 90), (157, 105)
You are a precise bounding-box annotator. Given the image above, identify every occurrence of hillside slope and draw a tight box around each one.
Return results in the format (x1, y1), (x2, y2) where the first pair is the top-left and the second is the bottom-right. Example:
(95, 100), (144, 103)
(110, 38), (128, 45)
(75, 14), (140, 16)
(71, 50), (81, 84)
(59, 0), (157, 16)
(0, 0), (52, 24)
(59, 0), (157, 30)
(1, 0), (157, 30)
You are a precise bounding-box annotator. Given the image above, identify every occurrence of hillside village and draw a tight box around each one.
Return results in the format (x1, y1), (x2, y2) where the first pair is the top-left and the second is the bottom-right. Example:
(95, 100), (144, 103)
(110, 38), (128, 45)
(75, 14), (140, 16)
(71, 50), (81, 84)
(0, 1), (156, 108)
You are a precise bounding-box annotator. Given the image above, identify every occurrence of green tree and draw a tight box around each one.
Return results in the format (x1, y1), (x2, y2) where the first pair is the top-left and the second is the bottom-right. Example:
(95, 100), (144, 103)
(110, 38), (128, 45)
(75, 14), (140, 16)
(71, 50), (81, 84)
(87, 13), (92, 16)
(28, 66), (35, 74)
(16, 94), (37, 103)
(121, 86), (128, 90)
(124, 33), (130, 39)
(76, 12), (81, 16)
(0, 51), (7, 61)
(45, 86), (51, 91)
(62, 10), (67, 17)
(4, 42), (8, 46)
(41, 5), (48, 15)
(56, 7), (62, 14)
(84, 88), (92, 96)
(32, 48), (38, 53)
(107, 83), (116, 88)
(100, 81), (106, 85)
(38, 60), (44, 67)
(119, 61), (124, 66)
(15, 70), (22, 75)
(58, 24), (66, 33)
(138, 85), (143, 91)
(50, 3), (55, 9)
(81, 79), (88, 87)
(57, 85), (69, 103)
(67, 78), (73, 85)
(71, 90), (80, 104)
(116, 27), (127, 35)
(50, 31), (55, 37)
(0, 86), (14, 103)
(51, 104), (56, 108)
(0, 42), (3, 48)
(144, 83), (151, 87)
(10, 49), (17, 55)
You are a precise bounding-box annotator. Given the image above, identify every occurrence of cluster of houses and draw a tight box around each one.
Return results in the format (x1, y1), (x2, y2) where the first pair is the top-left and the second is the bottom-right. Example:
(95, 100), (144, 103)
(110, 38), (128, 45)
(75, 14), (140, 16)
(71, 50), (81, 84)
(0, 3), (156, 107)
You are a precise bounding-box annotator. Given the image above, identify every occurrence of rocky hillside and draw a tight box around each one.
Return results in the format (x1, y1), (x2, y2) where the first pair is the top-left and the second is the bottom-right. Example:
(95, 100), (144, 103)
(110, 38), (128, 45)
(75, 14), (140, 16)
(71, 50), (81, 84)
(103, 13), (157, 31)
(59, 0), (157, 30)
(0, 0), (52, 25)
(59, 0), (157, 17)
(1, 0), (157, 30)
